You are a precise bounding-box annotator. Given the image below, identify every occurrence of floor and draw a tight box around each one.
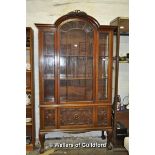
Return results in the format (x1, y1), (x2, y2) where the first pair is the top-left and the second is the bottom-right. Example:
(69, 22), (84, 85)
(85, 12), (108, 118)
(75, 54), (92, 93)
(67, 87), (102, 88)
(27, 137), (128, 155)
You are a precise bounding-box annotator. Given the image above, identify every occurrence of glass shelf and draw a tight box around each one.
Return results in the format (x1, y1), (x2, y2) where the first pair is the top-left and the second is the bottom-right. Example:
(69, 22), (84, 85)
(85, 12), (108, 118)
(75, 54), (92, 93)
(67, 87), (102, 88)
(60, 55), (93, 57)
(44, 75), (55, 80)
(43, 54), (55, 56)
(60, 77), (93, 80)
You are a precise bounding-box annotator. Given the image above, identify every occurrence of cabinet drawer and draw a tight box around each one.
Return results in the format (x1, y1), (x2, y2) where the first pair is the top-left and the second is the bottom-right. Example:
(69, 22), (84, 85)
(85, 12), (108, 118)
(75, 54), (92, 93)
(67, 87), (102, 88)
(97, 106), (111, 127)
(59, 106), (94, 128)
(40, 107), (57, 129)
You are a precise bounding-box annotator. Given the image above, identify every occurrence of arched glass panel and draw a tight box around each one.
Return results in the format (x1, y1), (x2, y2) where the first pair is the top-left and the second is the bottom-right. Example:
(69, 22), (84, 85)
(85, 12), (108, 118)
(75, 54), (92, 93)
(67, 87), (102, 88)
(59, 20), (94, 102)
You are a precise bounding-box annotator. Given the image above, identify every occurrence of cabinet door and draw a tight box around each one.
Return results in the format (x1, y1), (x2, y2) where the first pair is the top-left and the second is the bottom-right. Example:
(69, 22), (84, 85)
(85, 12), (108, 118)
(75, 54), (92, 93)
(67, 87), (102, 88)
(59, 20), (94, 102)
(98, 32), (113, 101)
(40, 31), (56, 102)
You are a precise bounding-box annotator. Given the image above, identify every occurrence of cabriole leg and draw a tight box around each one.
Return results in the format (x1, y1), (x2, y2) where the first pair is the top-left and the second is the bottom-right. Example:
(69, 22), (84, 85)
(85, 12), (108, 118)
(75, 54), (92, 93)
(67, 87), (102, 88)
(107, 129), (113, 150)
(39, 132), (45, 153)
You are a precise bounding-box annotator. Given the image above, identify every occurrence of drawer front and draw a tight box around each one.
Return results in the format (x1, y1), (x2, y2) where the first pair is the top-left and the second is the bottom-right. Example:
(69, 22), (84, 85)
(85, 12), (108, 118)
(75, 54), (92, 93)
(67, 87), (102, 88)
(59, 106), (94, 128)
(97, 106), (111, 127)
(40, 107), (57, 129)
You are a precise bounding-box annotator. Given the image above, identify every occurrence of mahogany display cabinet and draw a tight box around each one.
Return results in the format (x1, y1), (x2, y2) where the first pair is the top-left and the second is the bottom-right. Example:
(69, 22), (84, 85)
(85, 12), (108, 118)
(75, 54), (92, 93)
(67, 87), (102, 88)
(35, 10), (119, 153)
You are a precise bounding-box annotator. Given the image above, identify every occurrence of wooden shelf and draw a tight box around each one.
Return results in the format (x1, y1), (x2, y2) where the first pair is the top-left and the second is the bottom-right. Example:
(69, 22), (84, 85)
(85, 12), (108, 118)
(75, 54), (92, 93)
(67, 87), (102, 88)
(26, 47), (30, 50)
(26, 122), (32, 126)
(26, 89), (31, 92)
(26, 70), (31, 73)
(26, 105), (32, 108)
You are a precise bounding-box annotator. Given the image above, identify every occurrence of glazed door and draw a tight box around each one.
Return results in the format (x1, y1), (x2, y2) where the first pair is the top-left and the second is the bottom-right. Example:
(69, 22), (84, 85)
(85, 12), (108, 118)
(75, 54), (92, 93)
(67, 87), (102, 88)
(98, 31), (113, 101)
(39, 30), (56, 103)
(59, 20), (94, 103)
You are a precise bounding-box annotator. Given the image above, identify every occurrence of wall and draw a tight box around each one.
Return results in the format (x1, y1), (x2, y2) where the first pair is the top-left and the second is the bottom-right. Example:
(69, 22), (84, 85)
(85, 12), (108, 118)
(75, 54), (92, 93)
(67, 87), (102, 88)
(26, 0), (129, 140)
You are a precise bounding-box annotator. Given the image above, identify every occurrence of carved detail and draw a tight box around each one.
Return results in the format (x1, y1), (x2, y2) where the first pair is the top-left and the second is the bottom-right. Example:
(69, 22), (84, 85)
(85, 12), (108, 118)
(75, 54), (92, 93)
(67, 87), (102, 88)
(60, 107), (93, 126)
(44, 109), (55, 127)
(67, 10), (87, 16)
(97, 107), (108, 126)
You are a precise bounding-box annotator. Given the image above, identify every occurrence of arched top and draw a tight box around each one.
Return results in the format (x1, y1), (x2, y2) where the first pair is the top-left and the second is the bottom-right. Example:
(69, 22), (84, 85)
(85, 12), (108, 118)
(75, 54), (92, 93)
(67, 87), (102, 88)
(54, 10), (100, 29)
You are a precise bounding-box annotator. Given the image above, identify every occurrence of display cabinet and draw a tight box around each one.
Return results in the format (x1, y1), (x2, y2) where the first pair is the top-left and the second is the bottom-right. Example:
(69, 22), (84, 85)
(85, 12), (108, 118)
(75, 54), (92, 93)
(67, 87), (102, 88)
(36, 10), (119, 153)
(110, 17), (129, 147)
(26, 27), (35, 151)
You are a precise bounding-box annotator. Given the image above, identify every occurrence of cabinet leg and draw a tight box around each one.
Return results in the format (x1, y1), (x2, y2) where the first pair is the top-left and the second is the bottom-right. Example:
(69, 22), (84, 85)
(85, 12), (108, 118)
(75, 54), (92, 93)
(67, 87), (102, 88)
(39, 132), (45, 154)
(101, 130), (106, 140)
(107, 129), (113, 150)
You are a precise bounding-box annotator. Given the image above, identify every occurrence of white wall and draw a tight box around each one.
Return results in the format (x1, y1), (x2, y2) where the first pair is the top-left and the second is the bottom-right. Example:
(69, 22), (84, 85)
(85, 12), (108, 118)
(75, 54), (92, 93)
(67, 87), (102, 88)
(26, 0), (129, 140)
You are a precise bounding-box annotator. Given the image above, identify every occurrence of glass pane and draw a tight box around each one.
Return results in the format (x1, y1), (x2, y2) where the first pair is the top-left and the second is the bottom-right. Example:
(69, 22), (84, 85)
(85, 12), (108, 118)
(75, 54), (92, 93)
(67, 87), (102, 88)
(26, 49), (30, 65)
(98, 32), (109, 100)
(43, 32), (55, 102)
(43, 56), (54, 79)
(44, 80), (54, 102)
(60, 20), (94, 102)
(43, 32), (54, 55)
(60, 79), (93, 101)
(112, 35), (116, 103)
